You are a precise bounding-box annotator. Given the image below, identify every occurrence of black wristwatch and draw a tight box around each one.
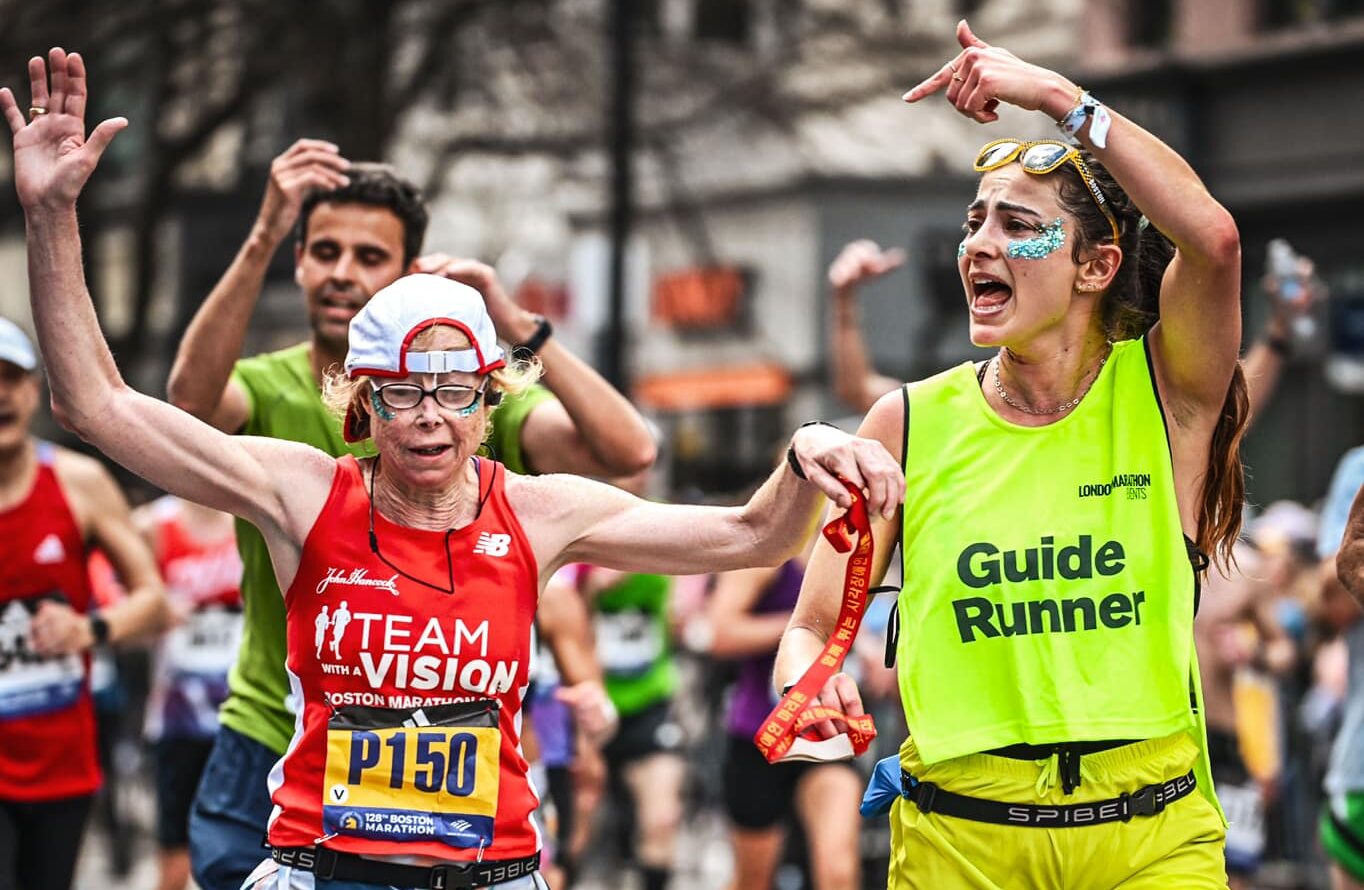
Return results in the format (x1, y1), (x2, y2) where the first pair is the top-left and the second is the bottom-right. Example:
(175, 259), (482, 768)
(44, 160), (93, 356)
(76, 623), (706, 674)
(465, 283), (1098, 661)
(513, 315), (553, 357)
(89, 613), (110, 647)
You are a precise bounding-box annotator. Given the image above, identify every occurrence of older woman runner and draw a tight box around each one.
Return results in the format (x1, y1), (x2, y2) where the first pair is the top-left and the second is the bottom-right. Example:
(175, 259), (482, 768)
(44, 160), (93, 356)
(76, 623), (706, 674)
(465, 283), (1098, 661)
(776, 20), (1247, 890)
(3, 48), (902, 890)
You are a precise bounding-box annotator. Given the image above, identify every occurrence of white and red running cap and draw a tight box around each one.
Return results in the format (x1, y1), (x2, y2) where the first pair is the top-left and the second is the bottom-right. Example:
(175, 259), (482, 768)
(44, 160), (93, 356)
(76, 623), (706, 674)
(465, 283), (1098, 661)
(343, 273), (506, 379)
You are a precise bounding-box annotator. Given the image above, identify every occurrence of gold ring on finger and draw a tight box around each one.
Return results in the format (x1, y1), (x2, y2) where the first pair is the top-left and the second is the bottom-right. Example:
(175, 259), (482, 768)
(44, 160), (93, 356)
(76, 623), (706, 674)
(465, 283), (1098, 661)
(28, 105), (48, 119)
(952, 74), (965, 82)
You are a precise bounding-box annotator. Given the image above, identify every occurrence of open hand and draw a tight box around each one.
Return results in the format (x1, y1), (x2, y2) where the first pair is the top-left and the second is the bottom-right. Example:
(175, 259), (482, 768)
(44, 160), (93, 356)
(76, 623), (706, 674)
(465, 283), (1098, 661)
(1, 48), (127, 210)
(829, 240), (906, 293)
(789, 423), (904, 520)
(902, 20), (1076, 124)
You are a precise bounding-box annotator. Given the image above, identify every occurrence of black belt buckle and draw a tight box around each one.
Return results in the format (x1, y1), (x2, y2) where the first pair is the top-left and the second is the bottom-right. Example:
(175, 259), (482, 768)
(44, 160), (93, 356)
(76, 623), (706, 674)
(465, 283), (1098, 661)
(1127, 785), (1158, 818)
(428, 864), (449, 890)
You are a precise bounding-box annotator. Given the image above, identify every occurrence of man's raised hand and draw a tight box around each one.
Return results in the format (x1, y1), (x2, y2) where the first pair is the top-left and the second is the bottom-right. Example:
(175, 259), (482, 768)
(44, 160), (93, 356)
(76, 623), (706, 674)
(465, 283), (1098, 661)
(256, 139), (351, 245)
(1, 49), (126, 210)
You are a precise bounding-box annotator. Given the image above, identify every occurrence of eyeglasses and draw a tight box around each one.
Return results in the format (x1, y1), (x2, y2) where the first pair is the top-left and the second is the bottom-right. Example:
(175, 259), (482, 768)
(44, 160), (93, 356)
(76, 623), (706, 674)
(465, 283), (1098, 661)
(973, 139), (1121, 246)
(372, 381), (497, 416)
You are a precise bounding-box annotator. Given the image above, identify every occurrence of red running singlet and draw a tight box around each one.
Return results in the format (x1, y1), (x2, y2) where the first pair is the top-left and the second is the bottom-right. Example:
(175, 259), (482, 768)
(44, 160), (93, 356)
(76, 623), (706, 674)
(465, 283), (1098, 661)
(0, 442), (101, 801)
(267, 456), (542, 862)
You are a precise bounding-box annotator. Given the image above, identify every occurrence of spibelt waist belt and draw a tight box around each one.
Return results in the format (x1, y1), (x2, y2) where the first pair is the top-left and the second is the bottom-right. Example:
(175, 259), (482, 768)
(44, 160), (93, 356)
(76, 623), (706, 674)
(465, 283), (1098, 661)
(270, 846), (540, 889)
(900, 768), (1197, 828)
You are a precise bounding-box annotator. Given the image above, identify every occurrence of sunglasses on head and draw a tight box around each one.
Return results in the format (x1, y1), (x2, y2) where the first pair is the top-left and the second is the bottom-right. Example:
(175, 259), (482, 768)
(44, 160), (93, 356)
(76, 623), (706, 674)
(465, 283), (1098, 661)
(973, 139), (1121, 246)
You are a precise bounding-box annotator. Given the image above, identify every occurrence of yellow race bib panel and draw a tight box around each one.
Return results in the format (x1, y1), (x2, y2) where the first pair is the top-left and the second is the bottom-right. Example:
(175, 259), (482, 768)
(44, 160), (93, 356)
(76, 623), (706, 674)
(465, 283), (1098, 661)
(323, 700), (501, 848)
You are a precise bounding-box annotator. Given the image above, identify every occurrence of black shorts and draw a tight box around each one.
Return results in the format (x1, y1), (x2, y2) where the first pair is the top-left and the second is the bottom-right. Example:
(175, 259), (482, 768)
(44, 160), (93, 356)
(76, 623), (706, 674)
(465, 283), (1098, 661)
(0, 793), (94, 890)
(154, 737), (216, 848)
(722, 733), (857, 830)
(602, 700), (681, 766)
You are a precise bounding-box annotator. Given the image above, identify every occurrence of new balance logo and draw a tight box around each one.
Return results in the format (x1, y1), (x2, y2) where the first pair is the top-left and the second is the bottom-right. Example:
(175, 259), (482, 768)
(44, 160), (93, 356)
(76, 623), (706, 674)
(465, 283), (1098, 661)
(33, 534), (65, 565)
(472, 533), (511, 557)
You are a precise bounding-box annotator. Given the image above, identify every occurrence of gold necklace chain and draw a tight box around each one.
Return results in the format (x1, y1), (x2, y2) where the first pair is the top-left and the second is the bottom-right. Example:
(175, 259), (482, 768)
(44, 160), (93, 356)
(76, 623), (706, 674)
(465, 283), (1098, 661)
(992, 345), (1112, 416)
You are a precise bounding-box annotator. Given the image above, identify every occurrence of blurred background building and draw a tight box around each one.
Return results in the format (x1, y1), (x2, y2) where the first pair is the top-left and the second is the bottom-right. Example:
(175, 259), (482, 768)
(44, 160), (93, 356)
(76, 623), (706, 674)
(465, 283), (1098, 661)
(0, 0), (1361, 497)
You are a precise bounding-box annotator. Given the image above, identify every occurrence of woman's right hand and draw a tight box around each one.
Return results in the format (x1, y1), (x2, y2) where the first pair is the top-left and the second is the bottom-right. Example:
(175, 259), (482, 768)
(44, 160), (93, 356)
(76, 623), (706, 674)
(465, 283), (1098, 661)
(902, 20), (1077, 124)
(789, 423), (904, 520)
(1, 48), (126, 211)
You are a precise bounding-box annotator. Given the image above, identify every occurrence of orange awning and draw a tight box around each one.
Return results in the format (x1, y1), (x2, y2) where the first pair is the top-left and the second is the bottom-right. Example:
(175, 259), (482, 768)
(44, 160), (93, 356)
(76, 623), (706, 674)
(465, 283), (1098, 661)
(633, 363), (791, 411)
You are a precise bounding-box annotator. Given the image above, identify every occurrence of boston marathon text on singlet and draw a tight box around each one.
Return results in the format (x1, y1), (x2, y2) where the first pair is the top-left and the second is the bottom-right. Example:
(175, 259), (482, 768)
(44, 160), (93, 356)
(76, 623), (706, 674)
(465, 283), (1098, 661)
(895, 339), (1203, 767)
(267, 456), (542, 862)
(0, 442), (102, 801)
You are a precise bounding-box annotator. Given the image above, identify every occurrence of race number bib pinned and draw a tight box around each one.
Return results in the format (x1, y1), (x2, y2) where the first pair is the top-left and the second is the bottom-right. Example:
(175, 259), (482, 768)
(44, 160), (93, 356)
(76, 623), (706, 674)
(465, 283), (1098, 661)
(754, 479), (878, 764)
(323, 699), (502, 848)
(0, 593), (85, 720)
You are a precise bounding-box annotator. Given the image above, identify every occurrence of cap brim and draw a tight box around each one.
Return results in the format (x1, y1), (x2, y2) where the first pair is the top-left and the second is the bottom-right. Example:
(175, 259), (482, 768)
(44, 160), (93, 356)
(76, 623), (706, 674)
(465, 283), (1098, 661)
(342, 404), (370, 443)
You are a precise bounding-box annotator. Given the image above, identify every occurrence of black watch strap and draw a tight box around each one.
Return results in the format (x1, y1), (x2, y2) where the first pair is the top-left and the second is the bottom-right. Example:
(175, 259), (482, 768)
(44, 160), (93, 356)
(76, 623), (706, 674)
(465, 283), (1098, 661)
(89, 613), (110, 647)
(513, 315), (553, 357)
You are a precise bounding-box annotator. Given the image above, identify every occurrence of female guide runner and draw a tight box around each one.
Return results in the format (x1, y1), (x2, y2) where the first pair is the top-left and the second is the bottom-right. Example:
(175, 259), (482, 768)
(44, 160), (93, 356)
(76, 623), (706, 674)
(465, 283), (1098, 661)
(775, 21), (1247, 889)
(3, 49), (903, 890)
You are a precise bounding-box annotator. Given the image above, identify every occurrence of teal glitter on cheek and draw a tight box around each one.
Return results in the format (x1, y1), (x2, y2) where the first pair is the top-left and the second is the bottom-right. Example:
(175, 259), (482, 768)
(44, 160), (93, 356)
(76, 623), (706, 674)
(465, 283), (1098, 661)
(1007, 218), (1066, 260)
(957, 240), (967, 259)
(370, 389), (395, 421)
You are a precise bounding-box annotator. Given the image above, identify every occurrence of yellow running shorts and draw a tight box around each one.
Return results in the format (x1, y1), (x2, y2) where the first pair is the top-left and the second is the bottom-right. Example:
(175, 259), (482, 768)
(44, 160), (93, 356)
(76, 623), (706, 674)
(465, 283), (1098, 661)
(888, 733), (1227, 889)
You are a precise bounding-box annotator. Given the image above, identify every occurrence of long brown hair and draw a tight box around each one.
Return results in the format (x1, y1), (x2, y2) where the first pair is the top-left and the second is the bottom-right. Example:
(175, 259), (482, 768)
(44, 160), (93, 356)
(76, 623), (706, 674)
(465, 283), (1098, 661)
(1051, 153), (1247, 571)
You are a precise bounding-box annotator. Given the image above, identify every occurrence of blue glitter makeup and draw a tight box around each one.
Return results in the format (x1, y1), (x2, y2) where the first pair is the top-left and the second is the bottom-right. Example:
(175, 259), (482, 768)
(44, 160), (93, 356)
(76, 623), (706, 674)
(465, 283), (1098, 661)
(1007, 218), (1066, 260)
(370, 389), (395, 421)
(957, 240), (967, 259)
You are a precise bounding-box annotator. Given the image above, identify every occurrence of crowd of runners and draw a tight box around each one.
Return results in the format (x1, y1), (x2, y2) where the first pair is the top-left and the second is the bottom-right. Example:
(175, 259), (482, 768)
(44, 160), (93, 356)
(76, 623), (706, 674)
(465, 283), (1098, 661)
(4, 21), (1364, 890)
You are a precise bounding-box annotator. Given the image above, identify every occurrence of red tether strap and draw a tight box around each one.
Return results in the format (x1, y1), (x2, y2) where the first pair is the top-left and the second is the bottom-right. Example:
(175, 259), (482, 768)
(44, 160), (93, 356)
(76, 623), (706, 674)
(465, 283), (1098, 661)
(754, 478), (877, 763)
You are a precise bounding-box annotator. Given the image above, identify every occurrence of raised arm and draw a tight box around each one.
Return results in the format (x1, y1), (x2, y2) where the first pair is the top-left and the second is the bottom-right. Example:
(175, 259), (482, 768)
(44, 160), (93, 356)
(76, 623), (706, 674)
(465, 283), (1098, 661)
(510, 421), (903, 580)
(414, 257), (656, 476)
(3, 49), (332, 569)
(906, 20), (1241, 413)
(167, 139), (350, 431)
(828, 240), (906, 413)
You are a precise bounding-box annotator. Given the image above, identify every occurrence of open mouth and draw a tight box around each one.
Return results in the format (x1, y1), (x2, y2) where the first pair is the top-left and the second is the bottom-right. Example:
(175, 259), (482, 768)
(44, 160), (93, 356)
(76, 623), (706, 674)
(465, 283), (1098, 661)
(409, 445), (452, 458)
(969, 275), (1013, 316)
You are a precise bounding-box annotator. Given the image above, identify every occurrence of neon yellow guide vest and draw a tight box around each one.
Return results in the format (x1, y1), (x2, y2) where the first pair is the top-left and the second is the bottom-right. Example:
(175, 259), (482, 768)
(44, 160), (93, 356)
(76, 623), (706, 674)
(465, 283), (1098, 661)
(896, 338), (1205, 767)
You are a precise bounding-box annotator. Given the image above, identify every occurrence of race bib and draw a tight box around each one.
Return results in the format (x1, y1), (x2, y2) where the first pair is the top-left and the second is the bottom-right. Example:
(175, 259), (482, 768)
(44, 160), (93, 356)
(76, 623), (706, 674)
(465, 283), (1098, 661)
(1218, 781), (1266, 859)
(0, 593), (84, 721)
(595, 610), (663, 677)
(323, 700), (502, 848)
(164, 605), (242, 677)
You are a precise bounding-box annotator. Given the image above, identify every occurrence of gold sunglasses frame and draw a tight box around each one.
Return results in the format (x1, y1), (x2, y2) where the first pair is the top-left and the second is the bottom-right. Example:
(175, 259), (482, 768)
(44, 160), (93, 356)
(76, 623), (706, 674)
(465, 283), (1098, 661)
(973, 139), (1122, 246)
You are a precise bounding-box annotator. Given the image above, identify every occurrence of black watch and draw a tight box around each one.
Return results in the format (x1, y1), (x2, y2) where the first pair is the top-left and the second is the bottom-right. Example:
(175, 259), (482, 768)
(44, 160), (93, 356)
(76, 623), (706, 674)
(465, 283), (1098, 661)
(89, 613), (110, 647)
(513, 315), (553, 357)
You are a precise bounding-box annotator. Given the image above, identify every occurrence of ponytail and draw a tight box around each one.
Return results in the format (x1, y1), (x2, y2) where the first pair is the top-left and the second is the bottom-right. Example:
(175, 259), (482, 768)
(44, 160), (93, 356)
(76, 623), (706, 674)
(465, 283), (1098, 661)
(1054, 156), (1246, 571)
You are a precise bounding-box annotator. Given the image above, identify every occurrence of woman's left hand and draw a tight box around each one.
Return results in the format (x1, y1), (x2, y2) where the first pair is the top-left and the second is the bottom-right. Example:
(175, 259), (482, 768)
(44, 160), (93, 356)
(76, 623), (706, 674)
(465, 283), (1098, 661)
(902, 20), (1076, 124)
(790, 423), (904, 520)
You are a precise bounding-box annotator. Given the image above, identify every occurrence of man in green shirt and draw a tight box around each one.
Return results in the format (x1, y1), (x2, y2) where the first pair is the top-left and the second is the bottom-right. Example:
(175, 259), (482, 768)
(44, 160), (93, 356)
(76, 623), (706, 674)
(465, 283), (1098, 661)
(167, 140), (656, 890)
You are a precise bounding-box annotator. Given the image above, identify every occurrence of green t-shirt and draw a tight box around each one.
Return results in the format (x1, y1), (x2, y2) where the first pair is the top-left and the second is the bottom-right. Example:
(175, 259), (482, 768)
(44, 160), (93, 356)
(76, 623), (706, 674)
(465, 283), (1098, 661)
(218, 342), (554, 753)
(593, 572), (677, 717)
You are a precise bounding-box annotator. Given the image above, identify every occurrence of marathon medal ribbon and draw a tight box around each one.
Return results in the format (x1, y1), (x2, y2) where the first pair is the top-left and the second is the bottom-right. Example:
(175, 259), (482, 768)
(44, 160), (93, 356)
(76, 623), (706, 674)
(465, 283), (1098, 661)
(323, 699), (502, 848)
(754, 479), (878, 764)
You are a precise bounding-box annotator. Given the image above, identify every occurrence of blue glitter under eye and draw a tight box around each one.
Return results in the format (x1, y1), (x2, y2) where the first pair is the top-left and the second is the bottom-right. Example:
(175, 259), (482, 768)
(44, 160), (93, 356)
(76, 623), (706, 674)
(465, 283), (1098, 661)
(1006, 218), (1066, 260)
(957, 240), (967, 259)
(370, 389), (395, 421)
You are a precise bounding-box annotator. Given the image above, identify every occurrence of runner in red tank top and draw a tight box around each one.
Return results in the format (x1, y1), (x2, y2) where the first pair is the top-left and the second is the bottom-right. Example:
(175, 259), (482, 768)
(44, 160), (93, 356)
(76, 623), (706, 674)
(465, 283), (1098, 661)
(11, 59), (904, 886)
(0, 317), (168, 890)
(135, 495), (243, 890)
